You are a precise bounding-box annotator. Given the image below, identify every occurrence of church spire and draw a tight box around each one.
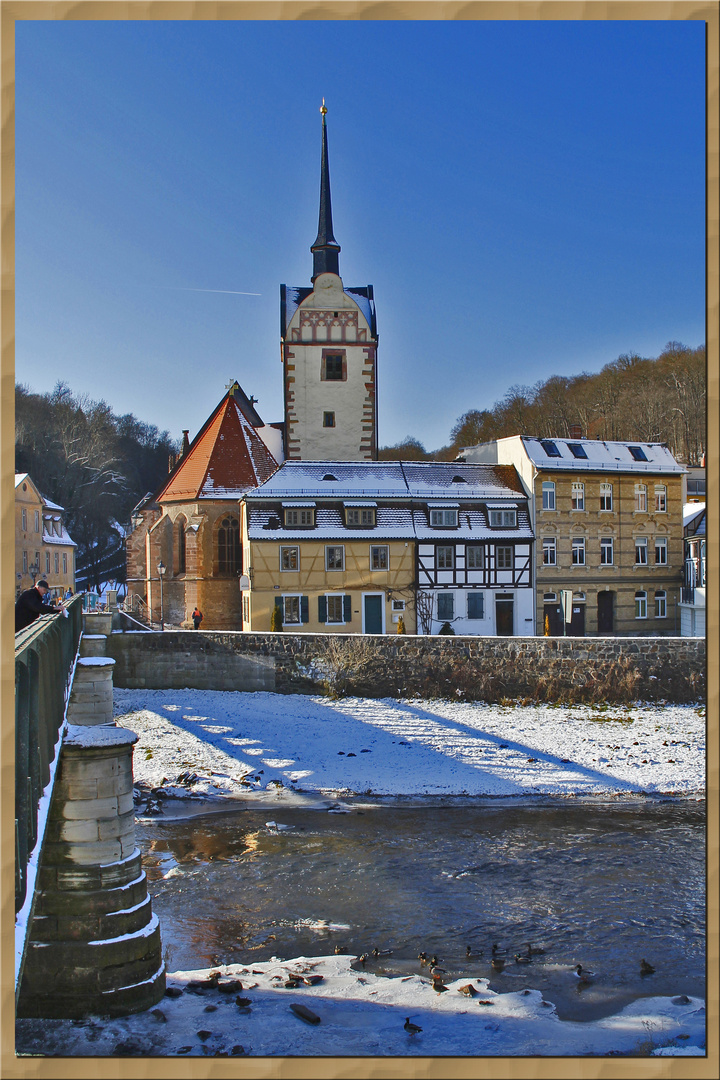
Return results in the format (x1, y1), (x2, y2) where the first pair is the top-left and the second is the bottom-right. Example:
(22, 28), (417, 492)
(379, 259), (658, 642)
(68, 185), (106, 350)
(311, 100), (341, 281)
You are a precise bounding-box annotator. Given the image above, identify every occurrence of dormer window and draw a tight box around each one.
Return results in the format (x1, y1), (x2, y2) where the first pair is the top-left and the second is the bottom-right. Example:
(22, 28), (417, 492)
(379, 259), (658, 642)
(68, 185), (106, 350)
(489, 509), (517, 528)
(285, 508), (315, 528)
(451, 475), (468, 483)
(629, 446), (648, 461)
(430, 508), (458, 528)
(567, 442), (587, 459)
(541, 440), (561, 458)
(322, 473), (338, 481)
(346, 507), (376, 527)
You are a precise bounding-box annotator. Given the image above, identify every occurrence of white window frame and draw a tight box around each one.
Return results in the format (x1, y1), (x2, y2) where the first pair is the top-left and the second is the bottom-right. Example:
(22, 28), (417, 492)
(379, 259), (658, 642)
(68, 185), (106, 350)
(634, 484), (647, 512)
(489, 509), (517, 527)
(542, 537), (556, 566)
(600, 536), (614, 565)
(466, 545), (485, 569)
(325, 594), (345, 624)
(22, 550), (28, 573)
(635, 537), (648, 565)
(282, 595), (302, 625)
(430, 508), (458, 528)
(21, 508), (27, 531)
(285, 508), (315, 528)
(280, 545), (299, 571)
(436, 545), (454, 570)
(34, 510), (40, 532)
(391, 599), (405, 613)
(599, 483), (613, 512)
(571, 536), (586, 565)
(370, 545), (389, 571)
(45, 551), (50, 573)
(654, 485), (667, 513)
(54, 552), (59, 574)
(63, 553), (67, 574)
(347, 507), (376, 527)
(655, 590), (667, 618)
(325, 545), (345, 571)
(541, 481), (556, 510)
(571, 482), (585, 511)
(496, 545), (513, 570)
(655, 537), (668, 565)
(635, 590), (648, 619)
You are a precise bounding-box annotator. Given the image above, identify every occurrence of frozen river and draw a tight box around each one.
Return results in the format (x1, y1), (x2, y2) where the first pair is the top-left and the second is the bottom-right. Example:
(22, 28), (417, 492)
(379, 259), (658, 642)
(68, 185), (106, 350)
(138, 795), (705, 1024)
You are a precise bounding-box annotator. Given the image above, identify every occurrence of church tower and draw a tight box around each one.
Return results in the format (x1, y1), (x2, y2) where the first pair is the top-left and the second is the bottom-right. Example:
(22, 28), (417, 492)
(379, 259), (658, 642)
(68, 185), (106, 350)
(280, 103), (378, 461)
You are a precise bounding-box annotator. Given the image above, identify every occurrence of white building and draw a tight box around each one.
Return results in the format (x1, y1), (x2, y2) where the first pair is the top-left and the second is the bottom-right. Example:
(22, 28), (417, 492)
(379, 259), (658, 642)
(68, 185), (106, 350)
(679, 503), (705, 637)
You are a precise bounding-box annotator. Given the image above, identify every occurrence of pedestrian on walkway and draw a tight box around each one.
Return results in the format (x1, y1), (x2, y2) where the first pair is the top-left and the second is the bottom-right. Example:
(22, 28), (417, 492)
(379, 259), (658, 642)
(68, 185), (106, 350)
(192, 606), (203, 630)
(15, 580), (63, 632)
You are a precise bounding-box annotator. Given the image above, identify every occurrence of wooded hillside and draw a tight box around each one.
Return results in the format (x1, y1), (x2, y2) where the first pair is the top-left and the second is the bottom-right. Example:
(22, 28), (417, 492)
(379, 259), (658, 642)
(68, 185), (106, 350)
(15, 382), (178, 592)
(379, 342), (706, 463)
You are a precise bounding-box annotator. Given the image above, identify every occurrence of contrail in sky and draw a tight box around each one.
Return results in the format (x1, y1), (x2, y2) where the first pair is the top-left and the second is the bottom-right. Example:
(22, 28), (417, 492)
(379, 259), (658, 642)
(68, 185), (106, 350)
(154, 286), (261, 296)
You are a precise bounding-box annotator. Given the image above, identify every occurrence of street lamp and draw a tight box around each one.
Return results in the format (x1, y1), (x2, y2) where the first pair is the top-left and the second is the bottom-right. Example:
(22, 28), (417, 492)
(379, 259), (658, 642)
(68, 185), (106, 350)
(157, 561), (166, 631)
(29, 560), (40, 586)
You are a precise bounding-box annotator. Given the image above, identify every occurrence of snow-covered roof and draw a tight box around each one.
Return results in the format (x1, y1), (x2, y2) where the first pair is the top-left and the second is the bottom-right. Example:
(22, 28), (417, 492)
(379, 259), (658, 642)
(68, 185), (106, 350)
(245, 460), (527, 501)
(15, 473), (28, 487)
(42, 496), (65, 511)
(42, 525), (76, 547)
(459, 437), (685, 474)
(245, 461), (531, 541)
(281, 284), (376, 336)
(683, 503), (706, 536)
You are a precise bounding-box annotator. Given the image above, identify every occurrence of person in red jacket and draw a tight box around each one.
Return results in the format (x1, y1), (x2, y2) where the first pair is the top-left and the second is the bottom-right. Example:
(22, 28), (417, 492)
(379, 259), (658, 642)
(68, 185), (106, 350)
(15, 580), (63, 632)
(191, 606), (203, 630)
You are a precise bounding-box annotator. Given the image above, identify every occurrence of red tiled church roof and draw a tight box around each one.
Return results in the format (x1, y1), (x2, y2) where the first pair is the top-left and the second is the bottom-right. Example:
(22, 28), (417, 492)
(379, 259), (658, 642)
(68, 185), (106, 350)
(157, 396), (279, 503)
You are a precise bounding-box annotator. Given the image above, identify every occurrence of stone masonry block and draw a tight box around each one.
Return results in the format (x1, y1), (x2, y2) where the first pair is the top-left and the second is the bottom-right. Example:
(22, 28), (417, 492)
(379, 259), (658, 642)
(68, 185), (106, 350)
(60, 796), (124, 820)
(50, 838), (125, 866)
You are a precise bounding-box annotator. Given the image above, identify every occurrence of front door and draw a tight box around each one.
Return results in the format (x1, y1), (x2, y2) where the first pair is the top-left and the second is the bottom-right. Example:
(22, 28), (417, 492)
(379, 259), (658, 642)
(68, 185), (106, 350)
(495, 596), (514, 636)
(597, 591), (613, 633)
(363, 594), (383, 634)
(543, 603), (563, 636)
(569, 603), (586, 637)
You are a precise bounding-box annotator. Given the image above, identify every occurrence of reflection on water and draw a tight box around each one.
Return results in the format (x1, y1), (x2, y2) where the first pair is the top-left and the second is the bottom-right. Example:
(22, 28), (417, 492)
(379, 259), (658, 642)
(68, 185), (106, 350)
(138, 798), (705, 1021)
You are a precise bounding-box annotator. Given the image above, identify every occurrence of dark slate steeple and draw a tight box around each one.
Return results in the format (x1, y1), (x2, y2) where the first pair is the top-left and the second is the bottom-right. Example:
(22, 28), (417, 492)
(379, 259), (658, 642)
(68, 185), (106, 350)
(310, 100), (341, 281)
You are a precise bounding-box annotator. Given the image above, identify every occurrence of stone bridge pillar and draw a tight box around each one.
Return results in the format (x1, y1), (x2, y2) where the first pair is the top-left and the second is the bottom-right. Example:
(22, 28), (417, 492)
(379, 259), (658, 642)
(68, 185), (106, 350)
(17, 623), (165, 1018)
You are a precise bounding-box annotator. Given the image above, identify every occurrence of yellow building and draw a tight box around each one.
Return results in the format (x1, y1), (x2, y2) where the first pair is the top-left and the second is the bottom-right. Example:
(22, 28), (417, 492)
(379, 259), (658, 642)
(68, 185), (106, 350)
(241, 463), (415, 633)
(458, 437), (685, 636)
(241, 460), (534, 635)
(15, 474), (77, 598)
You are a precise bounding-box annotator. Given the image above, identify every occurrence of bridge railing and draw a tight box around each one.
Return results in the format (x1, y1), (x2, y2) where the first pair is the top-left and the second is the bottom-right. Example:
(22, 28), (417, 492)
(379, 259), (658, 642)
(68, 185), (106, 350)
(15, 595), (84, 920)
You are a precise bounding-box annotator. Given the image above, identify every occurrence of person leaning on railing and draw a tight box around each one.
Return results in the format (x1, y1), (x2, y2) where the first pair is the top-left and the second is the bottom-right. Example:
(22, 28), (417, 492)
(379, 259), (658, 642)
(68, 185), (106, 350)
(15, 579), (67, 632)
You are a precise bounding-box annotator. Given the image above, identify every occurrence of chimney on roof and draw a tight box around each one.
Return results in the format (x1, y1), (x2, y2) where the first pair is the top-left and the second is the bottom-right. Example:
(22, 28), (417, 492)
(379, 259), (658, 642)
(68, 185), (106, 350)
(568, 424), (583, 440)
(181, 430), (190, 456)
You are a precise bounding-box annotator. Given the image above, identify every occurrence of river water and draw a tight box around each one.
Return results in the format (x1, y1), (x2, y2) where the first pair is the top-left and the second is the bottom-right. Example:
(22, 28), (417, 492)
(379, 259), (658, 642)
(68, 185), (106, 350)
(138, 796), (705, 1022)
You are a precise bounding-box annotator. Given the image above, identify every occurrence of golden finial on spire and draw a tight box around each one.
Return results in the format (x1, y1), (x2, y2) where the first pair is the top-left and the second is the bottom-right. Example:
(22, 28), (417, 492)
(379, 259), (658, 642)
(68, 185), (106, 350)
(320, 98), (327, 117)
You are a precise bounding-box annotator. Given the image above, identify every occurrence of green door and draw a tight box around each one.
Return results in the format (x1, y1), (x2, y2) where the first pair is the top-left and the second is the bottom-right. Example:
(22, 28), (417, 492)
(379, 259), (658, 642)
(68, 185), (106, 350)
(364, 595), (383, 634)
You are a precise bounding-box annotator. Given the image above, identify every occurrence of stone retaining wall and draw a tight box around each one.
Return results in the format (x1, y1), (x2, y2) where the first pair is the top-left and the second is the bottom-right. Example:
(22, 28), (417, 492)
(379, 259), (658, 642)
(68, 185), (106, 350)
(107, 630), (705, 704)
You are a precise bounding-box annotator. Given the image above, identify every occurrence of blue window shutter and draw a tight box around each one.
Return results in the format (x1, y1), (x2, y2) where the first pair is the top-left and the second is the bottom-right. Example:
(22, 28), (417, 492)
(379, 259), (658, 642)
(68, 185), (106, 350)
(301, 596), (309, 623)
(318, 595), (327, 623)
(343, 595), (352, 622)
(467, 592), (484, 619)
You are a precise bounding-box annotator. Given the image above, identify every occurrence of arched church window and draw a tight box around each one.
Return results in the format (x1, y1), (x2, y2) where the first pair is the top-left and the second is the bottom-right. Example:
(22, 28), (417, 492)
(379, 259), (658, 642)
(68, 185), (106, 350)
(217, 516), (241, 575)
(175, 516), (186, 574)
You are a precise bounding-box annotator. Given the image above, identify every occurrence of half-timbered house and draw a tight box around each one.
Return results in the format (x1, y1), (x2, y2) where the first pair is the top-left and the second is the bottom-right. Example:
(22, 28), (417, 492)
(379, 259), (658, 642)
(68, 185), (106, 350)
(241, 460), (533, 635)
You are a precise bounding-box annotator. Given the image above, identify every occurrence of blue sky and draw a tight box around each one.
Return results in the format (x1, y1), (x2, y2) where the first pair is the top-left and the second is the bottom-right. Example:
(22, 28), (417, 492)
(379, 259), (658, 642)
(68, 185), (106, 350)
(15, 17), (705, 451)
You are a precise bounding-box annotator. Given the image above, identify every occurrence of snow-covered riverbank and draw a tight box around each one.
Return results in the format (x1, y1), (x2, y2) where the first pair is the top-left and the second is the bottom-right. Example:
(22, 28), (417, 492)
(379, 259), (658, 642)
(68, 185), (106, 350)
(15, 954), (706, 1059)
(16, 691), (706, 1061)
(114, 689), (706, 802)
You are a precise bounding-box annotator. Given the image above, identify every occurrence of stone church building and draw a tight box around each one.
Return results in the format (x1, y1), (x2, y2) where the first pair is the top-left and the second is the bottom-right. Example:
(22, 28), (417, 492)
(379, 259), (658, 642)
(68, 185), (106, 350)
(127, 105), (375, 627)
